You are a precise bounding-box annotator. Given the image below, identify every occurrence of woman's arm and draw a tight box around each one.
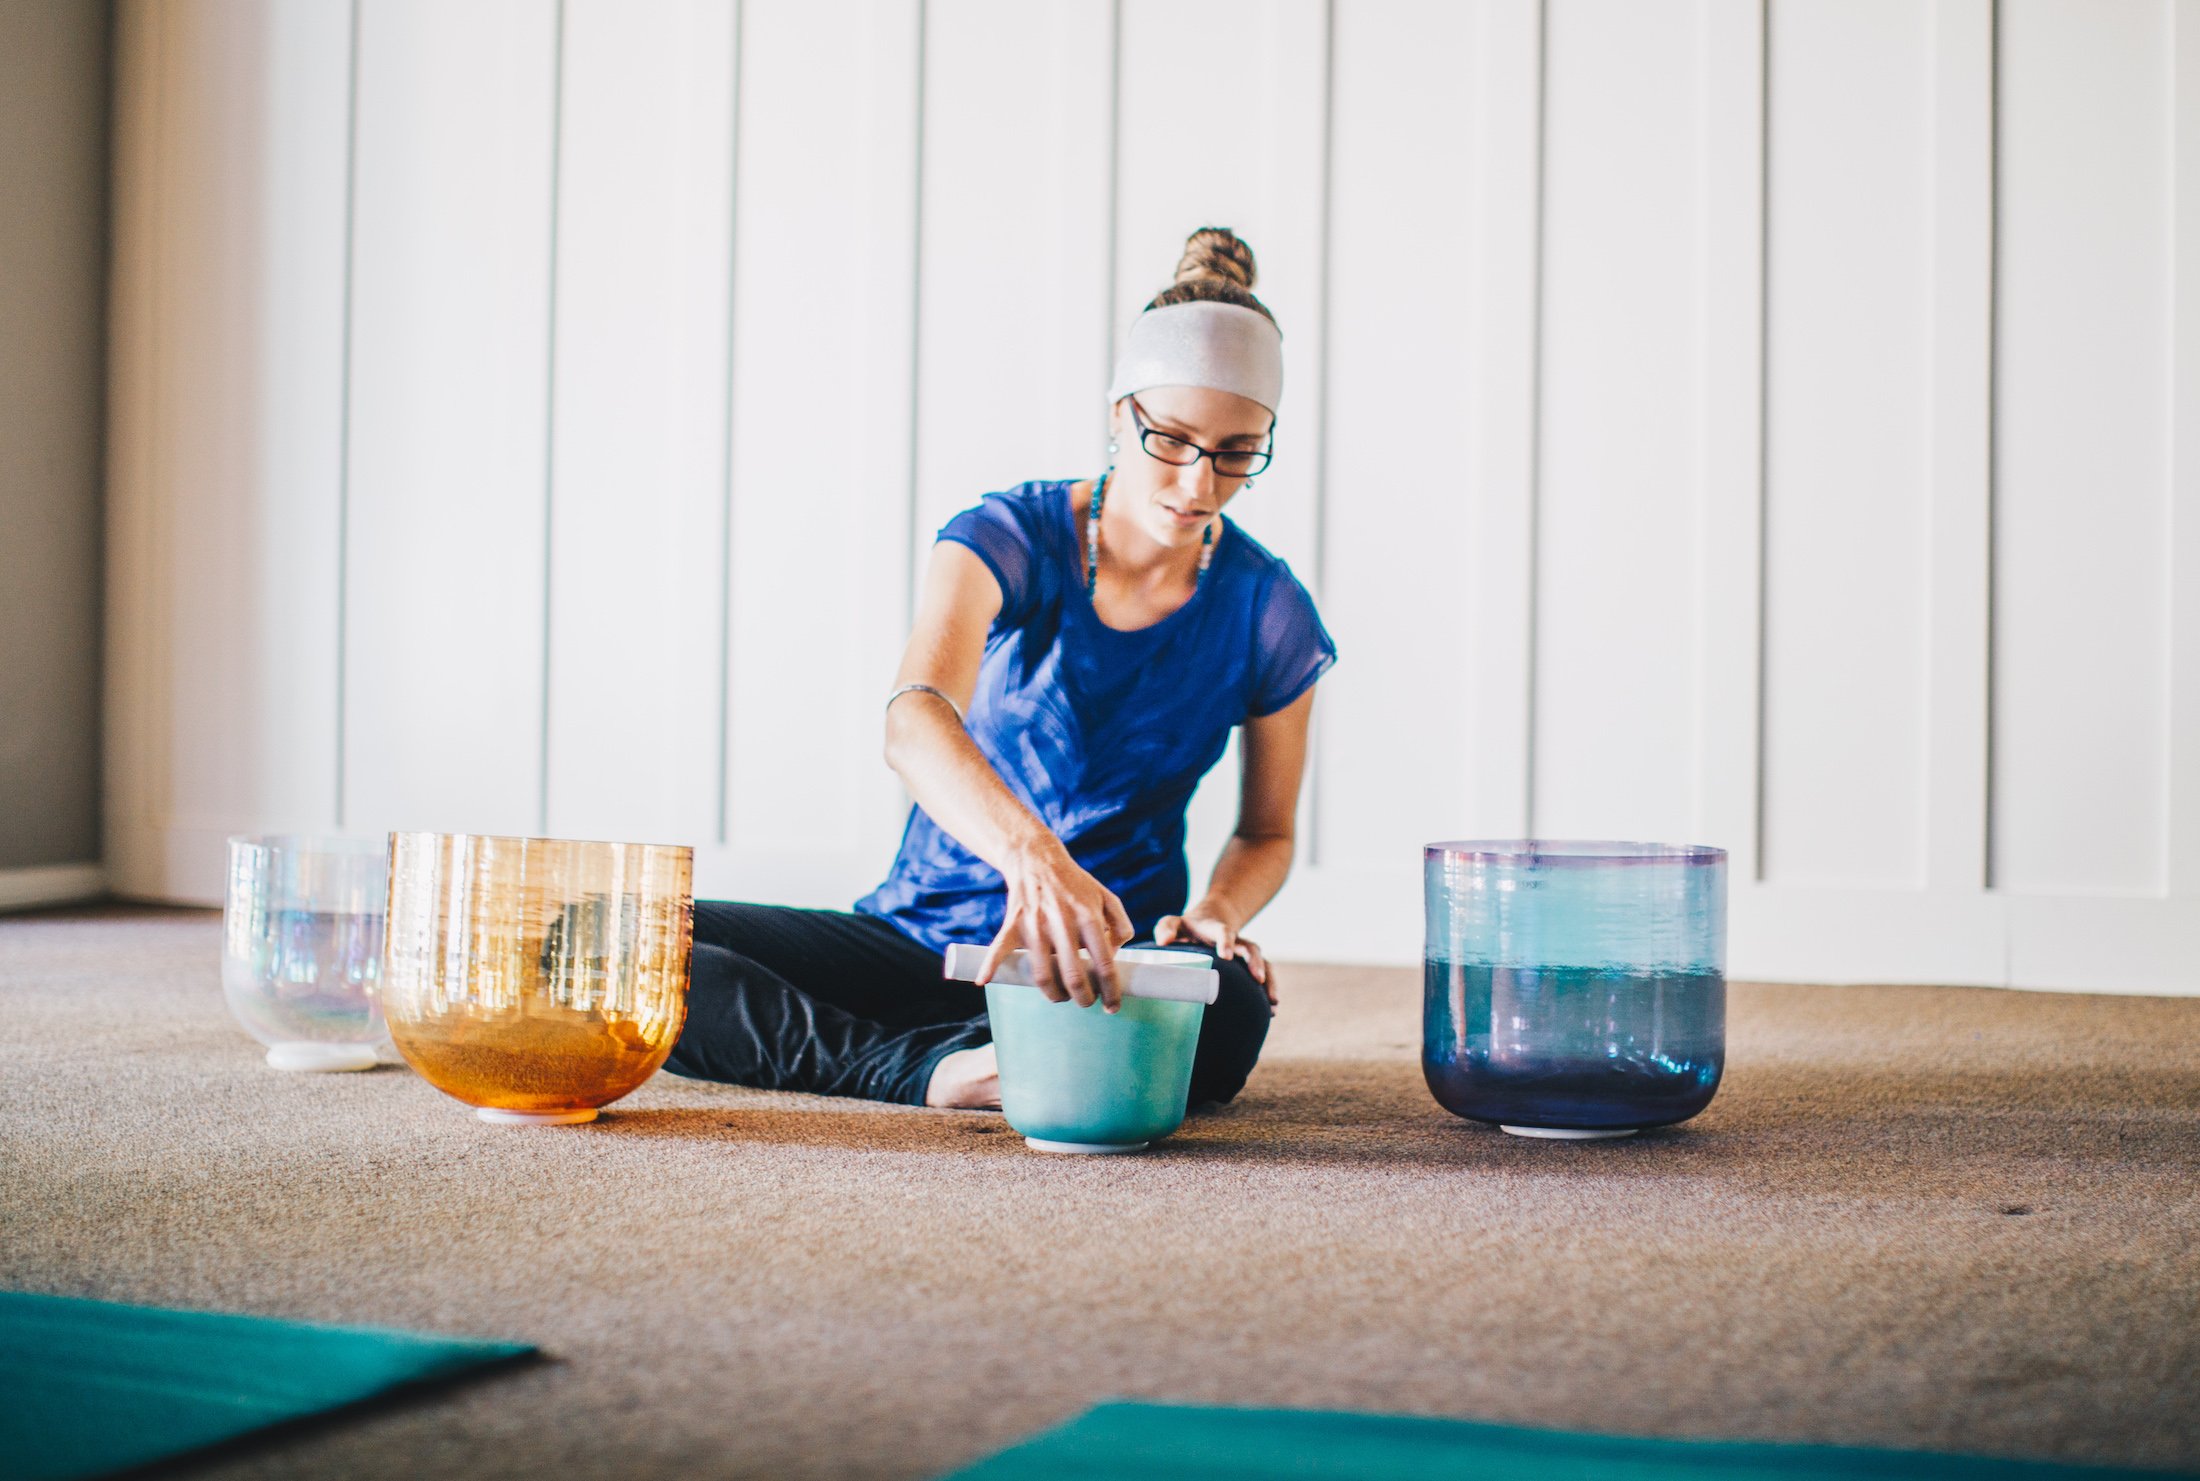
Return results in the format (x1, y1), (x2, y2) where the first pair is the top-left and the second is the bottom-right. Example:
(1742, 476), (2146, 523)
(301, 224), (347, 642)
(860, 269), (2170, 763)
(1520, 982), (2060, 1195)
(884, 542), (1135, 1008)
(1154, 682), (1317, 1004)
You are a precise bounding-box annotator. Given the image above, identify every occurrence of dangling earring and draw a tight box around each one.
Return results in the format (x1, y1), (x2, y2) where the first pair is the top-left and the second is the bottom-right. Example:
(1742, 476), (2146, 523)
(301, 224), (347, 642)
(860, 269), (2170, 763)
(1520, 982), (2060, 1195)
(1243, 478), (1256, 490)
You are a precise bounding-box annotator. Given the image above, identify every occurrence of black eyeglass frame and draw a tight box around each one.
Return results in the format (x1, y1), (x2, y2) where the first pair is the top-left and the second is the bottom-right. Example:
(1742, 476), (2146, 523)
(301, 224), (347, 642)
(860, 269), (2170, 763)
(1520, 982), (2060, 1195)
(1125, 396), (1276, 478)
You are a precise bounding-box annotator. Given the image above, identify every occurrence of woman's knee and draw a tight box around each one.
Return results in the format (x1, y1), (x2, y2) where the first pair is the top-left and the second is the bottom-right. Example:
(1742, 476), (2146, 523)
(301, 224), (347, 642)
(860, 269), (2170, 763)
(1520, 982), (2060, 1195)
(1187, 956), (1272, 1106)
(660, 941), (745, 1080)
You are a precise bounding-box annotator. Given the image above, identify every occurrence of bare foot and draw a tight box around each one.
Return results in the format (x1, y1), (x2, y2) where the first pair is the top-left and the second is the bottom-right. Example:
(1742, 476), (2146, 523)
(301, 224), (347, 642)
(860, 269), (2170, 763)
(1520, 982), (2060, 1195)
(925, 1044), (1001, 1110)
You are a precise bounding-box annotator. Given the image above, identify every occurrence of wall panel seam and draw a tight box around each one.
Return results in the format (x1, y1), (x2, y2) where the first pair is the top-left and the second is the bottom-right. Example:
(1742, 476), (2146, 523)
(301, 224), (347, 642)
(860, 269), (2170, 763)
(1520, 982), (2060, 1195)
(1693, 0), (1767, 878)
(538, 0), (569, 837)
(1694, 0), (1710, 843)
(1752, 0), (1771, 883)
(1103, 0), (1122, 409)
(717, 0), (744, 848)
(1982, 0), (2002, 894)
(2176, 0), (2198, 898)
(334, 0), (360, 828)
(1312, 0), (1336, 605)
(1524, 0), (1548, 837)
(1308, 0), (1336, 869)
(903, 0), (928, 634)
(2158, 0), (2179, 895)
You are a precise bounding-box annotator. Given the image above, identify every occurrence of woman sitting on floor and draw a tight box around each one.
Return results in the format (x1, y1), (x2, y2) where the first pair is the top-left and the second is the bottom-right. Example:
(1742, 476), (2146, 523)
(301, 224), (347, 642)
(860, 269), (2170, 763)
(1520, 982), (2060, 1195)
(661, 226), (1337, 1112)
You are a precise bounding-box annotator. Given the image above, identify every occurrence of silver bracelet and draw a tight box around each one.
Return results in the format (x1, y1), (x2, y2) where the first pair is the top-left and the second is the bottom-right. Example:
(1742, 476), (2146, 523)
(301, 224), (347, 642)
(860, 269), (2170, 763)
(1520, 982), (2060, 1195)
(884, 682), (965, 726)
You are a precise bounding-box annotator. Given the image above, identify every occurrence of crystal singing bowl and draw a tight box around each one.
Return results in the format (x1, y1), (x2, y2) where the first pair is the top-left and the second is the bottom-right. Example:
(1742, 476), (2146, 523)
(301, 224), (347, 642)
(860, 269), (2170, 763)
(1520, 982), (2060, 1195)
(1423, 840), (1727, 1139)
(223, 834), (391, 1072)
(984, 985), (1205, 1154)
(379, 832), (693, 1125)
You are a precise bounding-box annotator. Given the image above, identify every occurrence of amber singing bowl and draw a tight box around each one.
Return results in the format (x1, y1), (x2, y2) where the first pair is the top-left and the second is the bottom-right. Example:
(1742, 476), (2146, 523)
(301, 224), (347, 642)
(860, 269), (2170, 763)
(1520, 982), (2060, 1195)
(379, 832), (694, 1125)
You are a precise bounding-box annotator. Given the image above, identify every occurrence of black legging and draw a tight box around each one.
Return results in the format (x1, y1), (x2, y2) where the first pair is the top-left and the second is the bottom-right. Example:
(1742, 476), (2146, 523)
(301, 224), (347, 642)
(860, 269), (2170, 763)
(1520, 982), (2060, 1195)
(660, 901), (1273, 1108)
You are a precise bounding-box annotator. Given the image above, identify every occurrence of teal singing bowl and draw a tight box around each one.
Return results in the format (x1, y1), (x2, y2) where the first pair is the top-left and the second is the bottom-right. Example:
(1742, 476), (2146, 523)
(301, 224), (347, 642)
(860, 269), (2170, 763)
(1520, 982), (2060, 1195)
(984, 984), (1205, 1154)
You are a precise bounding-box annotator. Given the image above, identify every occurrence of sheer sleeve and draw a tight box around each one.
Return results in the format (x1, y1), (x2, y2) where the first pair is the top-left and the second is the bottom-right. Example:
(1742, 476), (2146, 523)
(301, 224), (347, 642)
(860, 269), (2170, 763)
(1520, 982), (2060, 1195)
(936, 488), (1047, 631)
(1248, 564), (1338, 717)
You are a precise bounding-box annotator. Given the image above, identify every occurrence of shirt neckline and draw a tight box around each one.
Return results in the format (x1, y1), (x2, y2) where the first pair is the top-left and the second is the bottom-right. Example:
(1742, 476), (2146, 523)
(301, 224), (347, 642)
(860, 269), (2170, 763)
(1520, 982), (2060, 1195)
(1061, 478), (1228, 637)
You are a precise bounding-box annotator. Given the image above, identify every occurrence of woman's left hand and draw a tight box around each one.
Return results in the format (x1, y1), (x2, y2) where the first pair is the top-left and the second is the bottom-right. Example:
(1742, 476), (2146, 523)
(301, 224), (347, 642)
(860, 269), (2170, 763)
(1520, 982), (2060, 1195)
(1154, 911), (1276, 1007)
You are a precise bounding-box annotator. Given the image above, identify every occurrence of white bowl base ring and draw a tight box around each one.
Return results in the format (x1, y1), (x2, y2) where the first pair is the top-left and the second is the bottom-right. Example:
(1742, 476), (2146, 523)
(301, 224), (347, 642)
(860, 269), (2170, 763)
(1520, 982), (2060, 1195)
(265, 1043), (380, 1073)
(1502, 1124), (1638, 1140)
(475, 1107), (600, 1126)
(1024, 1136), (1148, 1155)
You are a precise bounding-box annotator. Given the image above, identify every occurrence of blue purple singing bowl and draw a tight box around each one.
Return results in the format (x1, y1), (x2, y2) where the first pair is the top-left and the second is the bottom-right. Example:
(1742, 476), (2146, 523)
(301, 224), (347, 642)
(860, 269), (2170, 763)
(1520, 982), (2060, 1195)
(1423, 841), (1727, 1139)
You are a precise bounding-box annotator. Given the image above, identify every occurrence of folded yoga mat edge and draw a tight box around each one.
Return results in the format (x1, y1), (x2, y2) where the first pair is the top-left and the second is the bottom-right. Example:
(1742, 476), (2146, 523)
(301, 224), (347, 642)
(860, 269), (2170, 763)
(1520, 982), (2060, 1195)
(940, 1401), (2192, 1481)
(0, 1290), (536, 1481)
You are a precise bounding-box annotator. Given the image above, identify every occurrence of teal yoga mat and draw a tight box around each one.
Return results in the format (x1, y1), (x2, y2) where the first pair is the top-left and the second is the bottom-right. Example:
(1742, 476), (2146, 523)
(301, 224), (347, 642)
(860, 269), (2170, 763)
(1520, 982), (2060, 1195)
(0, 1291), (534, 1480)
(942, 1402), (2180, 1481)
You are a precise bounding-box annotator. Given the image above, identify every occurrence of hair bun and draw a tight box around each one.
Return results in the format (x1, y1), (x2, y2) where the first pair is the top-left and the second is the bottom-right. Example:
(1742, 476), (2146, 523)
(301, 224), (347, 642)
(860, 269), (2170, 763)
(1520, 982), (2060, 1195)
(1172, 227), (1257, 292)
(1142, 225), (1275, 327)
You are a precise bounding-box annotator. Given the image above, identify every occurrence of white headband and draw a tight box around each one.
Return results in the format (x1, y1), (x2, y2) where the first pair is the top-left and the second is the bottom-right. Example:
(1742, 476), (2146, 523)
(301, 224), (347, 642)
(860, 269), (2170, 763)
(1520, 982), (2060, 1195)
(1106, 300), (1284, 414)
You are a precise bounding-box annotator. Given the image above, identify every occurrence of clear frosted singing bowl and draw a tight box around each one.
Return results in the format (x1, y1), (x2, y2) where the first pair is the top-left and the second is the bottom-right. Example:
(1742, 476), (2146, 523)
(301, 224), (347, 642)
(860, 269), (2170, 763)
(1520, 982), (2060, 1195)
(1424, 840), (1726, 1139)
(379, 833), (693, 1125)
(223, 834), (390, 1072)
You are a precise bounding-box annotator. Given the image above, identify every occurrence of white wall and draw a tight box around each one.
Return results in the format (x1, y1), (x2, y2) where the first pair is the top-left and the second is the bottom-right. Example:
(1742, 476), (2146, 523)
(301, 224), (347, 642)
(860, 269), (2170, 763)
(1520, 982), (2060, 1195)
(106, 0), (2200, 993)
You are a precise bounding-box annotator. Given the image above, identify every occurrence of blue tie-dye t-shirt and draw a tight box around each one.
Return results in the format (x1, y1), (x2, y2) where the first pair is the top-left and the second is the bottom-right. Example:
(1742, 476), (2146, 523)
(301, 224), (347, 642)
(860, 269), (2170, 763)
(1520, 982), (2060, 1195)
(854, 479), (1338, 956)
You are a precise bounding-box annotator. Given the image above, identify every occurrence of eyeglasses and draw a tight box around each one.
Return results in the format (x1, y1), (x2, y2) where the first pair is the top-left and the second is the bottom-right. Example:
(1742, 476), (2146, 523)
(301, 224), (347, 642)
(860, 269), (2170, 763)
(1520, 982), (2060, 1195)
(1126, 397), (1275, 478)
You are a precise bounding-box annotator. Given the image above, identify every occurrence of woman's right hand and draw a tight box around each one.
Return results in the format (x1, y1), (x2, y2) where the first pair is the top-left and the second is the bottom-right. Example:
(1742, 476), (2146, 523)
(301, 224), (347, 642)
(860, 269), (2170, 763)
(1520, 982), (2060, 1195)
(975, 834), (1135, 1011)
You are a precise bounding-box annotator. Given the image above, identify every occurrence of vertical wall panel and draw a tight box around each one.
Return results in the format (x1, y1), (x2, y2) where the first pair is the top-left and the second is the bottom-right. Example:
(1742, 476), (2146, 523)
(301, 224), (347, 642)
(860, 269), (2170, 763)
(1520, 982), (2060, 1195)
(1992, 0), (2174, 894)
(913, 0), (1113, 573)
(2004, 0), (2199, 991)
(1319, 0), (1480, 871)
(1759, 0), (1933, 886)
(1113, 0), (1329, 582)
(343, 0), (557, 837)
(722, 0), (917, 883)
(545, 0), (734, 847)
(1457, 0), (1548, 845)
(101, 0), (351, 901)
(1116, 0), (1330, 884)
(1532, 0), (1703, 842)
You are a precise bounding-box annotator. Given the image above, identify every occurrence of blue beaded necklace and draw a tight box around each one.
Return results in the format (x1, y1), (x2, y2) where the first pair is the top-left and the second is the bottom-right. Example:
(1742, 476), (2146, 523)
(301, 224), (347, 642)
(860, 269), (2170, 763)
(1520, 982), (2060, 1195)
(1085, 468), (1217, 599)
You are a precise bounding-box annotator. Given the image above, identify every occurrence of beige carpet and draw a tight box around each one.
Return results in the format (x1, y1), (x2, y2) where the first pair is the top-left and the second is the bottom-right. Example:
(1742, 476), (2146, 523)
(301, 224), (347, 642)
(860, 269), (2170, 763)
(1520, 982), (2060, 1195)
(1, 907), (2195, 1479)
